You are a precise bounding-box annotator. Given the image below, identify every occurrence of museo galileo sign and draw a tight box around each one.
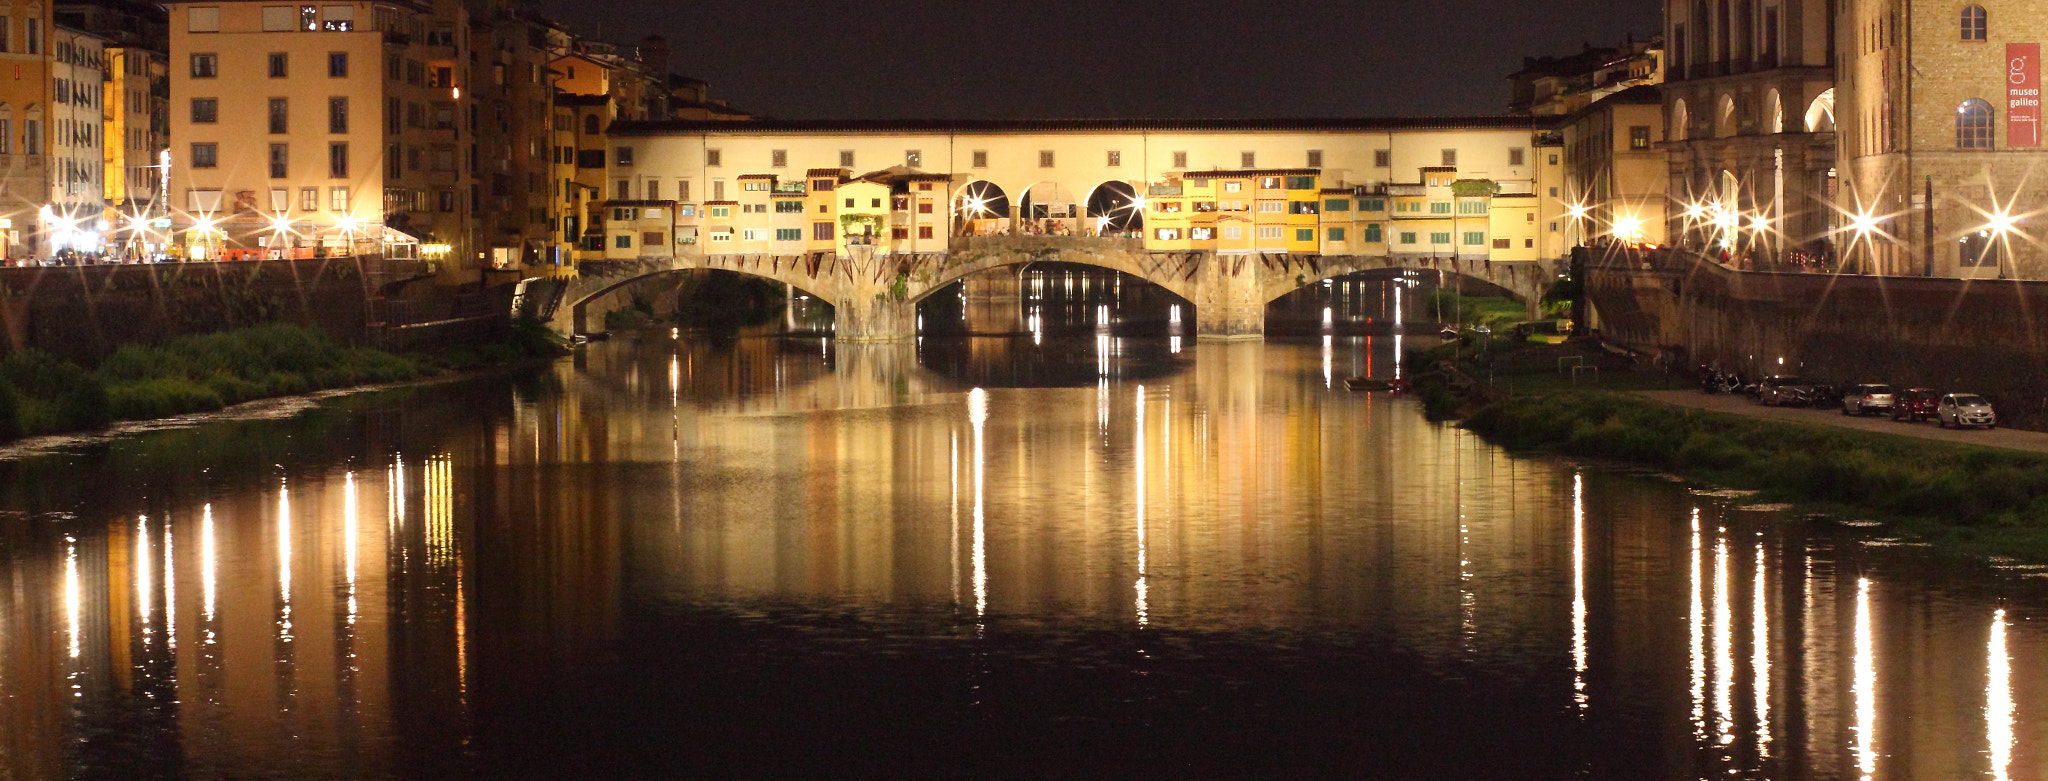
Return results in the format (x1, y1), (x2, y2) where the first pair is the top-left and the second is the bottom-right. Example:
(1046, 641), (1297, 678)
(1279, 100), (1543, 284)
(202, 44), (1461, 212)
(2010, 43), (2040, 147)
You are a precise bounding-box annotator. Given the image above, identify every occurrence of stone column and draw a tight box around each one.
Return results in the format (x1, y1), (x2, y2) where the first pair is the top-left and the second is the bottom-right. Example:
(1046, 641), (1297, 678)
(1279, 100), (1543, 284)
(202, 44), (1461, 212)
(1192, 253), (1264, 340)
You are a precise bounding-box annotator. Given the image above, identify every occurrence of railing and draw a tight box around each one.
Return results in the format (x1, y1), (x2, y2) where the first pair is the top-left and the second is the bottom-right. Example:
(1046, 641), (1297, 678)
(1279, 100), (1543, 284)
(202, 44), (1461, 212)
(951, 235), (1145, 253)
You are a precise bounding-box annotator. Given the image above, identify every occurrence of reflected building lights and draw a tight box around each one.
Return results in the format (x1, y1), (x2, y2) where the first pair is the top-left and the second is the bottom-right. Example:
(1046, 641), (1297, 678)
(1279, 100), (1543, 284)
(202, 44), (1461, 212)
(1753, 540), (1771, 758)
(1989, 608), (2012, 781)
(970, 388), (987, 618)
(136, 516), (152, 641)
(279, 483), (293, 642)
(1714, 532), (1732, 746)
(163, 517), (175, 650)
(1322, 335), (1333, 389)
(427, 456), (455, 567)
(202, 504), (217, 624)
(1853, 577), (1876, 780)
(950, 430), (959, 608)
(1134, 385), (1148, 627)
(64, 536), (79, 660)
(1571, 473), (1586, 713)
(345, 472), (359, 623)
(1689, 508), (1704, 739)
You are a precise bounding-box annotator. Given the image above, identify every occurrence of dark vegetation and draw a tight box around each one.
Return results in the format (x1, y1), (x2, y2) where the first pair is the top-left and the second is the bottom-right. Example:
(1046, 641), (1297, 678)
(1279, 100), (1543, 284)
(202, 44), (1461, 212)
(0, 321), (563, 440)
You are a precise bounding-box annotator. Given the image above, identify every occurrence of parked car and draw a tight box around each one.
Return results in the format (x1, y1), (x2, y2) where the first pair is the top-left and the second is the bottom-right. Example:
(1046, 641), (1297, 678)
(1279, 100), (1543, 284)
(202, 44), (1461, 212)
(1937, 394), (1998, 429)
(1841, 384), (1896, 416)
(1890, 388), (1939, 422)
(1759, 376), (1819, 407)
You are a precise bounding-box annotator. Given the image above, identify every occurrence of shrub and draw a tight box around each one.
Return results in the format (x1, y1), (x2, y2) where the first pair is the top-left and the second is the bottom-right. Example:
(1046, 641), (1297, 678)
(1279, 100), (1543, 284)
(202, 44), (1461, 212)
(106, 378), (225, 420)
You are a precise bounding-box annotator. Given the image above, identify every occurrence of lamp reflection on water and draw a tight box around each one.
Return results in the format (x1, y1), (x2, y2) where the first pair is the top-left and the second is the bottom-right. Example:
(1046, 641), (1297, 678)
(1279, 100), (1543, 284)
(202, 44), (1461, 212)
(970, 388), (987, 619)
(1989, 608), (2012, 781)
(64, 536), (79, 660)
(1571, 474), (1586, 713)
(1753, 539), (1770, 758)
(278, 483), (293, 643)
(1135, 385), (1148, 627)
(1853, 577), (1876, 780)
(1689, 509), (1704, 739)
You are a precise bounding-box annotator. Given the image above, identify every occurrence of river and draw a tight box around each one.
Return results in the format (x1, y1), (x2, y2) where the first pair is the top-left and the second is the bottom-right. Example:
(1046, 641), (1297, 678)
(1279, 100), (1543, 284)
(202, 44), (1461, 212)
(0, 271), (2039, 779)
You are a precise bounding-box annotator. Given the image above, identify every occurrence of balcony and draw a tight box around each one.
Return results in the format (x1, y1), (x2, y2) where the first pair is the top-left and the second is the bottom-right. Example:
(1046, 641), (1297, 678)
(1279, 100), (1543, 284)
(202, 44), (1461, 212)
(950, 235), (1144, 254)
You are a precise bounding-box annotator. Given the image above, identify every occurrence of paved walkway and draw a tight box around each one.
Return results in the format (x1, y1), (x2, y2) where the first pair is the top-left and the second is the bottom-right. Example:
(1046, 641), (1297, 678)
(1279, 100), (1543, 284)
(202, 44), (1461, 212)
(1636, 390), (2048, 455)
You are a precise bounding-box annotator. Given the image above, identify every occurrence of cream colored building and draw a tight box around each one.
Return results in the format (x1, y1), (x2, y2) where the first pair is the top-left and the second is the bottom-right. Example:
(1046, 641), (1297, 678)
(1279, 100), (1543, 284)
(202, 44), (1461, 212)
(1561, 85), (1670, 247)
(605, 118), (1574, 267)
(1661, 0), (1836, 268)
(47, 24), (102, 254)
(166, 0), (473, 265)
(102, 45), (166, 219)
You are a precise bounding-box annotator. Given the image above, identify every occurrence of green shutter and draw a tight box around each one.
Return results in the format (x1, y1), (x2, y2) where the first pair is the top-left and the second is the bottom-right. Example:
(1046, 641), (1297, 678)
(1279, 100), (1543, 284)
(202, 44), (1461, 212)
(1324, 199), (1350, 212)
(1295, 228), (1315, 242)
(1327, 227), (1346, 241)
(1364, 224), (1382, 242)
(1463, 231), (1485, 245)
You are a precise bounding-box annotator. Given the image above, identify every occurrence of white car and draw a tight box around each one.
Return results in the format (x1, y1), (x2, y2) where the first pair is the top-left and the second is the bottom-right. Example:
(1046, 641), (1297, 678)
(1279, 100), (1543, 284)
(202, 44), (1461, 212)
(1841, 384), (1895, 416)
(1937, 394), (1997, 429)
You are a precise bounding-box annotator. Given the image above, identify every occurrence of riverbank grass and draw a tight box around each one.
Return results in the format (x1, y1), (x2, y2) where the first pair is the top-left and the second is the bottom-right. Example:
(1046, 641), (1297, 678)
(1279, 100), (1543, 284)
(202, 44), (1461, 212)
(0, 322), (564, 439)
(1468, 392), (2048, 559)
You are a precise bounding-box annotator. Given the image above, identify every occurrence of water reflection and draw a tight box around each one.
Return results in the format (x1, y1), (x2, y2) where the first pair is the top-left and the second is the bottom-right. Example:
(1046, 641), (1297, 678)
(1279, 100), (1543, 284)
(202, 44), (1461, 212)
(2, 332), (2048, 777)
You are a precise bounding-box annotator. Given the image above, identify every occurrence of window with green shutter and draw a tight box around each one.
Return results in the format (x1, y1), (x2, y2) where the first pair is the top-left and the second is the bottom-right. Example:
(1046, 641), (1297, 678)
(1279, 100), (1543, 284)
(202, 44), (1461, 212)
(775, 228), (802, 241)
(1295, 228), (1315, 243)
(1361, 199), (1385, 212)
(1429, 202), (1452, 214)
(1430, 232), (1451, 244)
(1457, 201), (1489, 215)
(1463, 231), (1486, 245)
(1285, 176), (1315, 190)
(1327, 227), (1347, 242)
(1400, 231), (1417, 244)
(1364, 223), (1383, 242)
(1324, 198), (1350, 212)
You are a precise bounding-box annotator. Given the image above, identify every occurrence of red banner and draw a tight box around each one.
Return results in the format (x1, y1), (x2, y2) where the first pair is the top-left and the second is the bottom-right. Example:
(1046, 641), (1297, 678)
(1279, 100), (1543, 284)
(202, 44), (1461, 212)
(2009, 43), (2040, 147)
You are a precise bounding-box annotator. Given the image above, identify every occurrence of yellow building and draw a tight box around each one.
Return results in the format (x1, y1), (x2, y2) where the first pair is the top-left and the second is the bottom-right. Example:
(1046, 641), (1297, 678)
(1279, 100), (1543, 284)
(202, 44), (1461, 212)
(101, 45), (166, 218)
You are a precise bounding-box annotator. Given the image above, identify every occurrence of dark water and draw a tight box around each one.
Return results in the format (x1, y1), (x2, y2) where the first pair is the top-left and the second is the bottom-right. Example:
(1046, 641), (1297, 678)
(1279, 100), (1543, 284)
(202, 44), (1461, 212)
(0, 273), (2044, 779)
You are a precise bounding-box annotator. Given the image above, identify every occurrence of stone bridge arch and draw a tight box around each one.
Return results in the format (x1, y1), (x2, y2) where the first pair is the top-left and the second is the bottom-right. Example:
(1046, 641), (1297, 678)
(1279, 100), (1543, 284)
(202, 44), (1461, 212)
(905, 236), (1199, 305)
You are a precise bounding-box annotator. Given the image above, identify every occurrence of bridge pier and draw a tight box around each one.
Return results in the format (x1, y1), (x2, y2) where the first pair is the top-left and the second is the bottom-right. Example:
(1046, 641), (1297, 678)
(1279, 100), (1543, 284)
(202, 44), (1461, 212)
(1191, 257), (1265, 341)
(837, 294), (917, 342)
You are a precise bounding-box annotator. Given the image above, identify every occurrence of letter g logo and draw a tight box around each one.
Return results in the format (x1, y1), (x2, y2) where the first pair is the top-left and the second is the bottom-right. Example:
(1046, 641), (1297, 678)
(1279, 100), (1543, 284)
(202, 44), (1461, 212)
(2014, 56), (2031, 84)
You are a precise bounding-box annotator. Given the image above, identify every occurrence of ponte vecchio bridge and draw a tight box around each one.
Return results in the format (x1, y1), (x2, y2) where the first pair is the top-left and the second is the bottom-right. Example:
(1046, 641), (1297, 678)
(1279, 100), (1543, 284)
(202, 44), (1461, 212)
(556, 117), (1579, 339)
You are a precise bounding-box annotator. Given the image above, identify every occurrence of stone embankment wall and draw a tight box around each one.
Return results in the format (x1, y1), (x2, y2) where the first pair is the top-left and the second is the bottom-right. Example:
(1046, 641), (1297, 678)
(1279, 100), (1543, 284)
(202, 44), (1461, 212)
(1590, 250), (2048, 426)
(0, 258), (505, 362)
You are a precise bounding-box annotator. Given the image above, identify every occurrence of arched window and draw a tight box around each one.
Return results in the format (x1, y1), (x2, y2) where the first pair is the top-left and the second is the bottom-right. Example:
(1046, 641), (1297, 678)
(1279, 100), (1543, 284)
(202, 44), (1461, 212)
(1958, 99), (1994, 148)
(1962, 5), (1987, 41)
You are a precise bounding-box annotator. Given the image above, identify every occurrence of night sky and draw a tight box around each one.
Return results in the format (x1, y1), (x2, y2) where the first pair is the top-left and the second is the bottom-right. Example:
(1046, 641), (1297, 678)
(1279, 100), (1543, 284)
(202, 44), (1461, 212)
(528, 0), (1663, 120)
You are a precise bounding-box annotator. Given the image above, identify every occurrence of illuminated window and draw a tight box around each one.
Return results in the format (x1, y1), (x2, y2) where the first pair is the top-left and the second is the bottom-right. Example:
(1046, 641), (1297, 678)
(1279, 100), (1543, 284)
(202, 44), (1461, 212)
(1958, 99), (1994, 148)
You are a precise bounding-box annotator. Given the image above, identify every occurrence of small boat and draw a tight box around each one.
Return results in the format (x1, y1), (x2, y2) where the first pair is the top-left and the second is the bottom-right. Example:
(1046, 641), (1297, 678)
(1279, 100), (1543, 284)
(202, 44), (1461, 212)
(1438, 326), (1460, 340)
(1345, 377), (1411, 393)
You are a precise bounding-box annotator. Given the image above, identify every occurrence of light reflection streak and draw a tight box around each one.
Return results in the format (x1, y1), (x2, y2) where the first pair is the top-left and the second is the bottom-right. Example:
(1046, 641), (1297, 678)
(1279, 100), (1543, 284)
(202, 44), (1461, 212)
(1753, 540), (1771, 758)
(950, 431), (959, 608)
(1393, 285), (1404, 380)
(427, 456), (455, 567)
(64, 536), (79, 659)
(163, 517), (174, 649)
(1989, 608), (2012, 781)
(970, 388), (987, 618)
(1853, 577), (1876, 780)
(1571, 473), (1586, 713)
(1714, 532), (1732, 745)
(345, 472), (359, 623)
(1135, 385), (1148, 627)
(136, 516), (152, 641)
(1689, 508), (1704, 739)
(1321, 335), (1333, 389)
(202, 504), (216, 624)
(279, 483), (293, 642)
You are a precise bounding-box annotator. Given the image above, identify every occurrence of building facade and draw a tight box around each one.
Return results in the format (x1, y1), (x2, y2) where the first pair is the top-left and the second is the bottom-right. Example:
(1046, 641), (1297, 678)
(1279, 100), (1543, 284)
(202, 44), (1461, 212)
(165, 0), (477, 264)
(1833, 0), (2048, 278)
(601, 119), (1573, 267)
(48, 25), (104, 254)
(1661, 0), (1836, 269)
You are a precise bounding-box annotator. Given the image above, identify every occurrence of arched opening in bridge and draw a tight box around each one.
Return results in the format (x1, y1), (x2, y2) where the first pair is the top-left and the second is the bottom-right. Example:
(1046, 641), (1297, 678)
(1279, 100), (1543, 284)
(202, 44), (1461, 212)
(670, 269), (830, 334)
(1017, 182), (1077, 236)
(1084, 181), (1144, 236)
(915, 261), (1192, 342)
(1268, 266), (1538, 339)
(953, 181), (1012, 236)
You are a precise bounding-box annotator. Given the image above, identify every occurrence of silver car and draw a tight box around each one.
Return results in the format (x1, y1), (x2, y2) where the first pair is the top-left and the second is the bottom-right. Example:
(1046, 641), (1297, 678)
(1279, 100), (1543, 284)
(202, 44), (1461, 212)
(1841, 384), (1895, 416)
(1937, 394), (1997, 429)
